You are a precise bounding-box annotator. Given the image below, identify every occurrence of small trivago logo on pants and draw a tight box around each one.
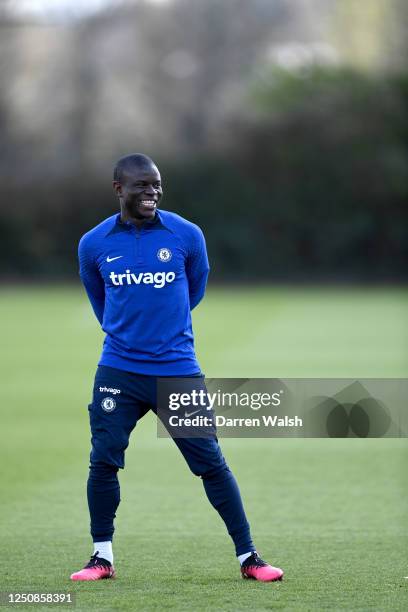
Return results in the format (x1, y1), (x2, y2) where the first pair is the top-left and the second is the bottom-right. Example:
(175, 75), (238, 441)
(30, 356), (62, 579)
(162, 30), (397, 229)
(99, 386), (121, 395)
(101, 397), (117, 412)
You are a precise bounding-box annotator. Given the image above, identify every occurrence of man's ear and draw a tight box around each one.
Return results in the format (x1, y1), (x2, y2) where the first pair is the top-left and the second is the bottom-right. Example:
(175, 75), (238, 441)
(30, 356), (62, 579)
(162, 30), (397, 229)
(112, 180), (122, 196)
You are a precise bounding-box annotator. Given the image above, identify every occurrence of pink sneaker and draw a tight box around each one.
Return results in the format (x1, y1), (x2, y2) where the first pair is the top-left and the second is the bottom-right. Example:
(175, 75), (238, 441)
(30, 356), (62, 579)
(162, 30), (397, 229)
(70, 553), (116, 581)
(241, 552), (283, 582)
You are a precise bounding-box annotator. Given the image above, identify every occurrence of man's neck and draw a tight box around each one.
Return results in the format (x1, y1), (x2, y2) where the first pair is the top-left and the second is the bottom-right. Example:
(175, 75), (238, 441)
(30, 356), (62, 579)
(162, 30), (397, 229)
(120, 210), (155, 228)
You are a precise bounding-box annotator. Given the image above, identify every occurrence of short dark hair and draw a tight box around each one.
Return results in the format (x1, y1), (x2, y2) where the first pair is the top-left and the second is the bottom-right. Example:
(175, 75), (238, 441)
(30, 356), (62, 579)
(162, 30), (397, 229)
(113, 153), (157, 183)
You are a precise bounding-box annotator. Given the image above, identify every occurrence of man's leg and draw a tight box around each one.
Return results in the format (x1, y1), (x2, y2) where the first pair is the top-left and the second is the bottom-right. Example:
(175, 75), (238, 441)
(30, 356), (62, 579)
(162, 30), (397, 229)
(172, 435), (283, 581)
(155, 375), (284, 581)
(155, 375), (254, 556)
(87, 461), (120, 549)
(71, 366), (150, 581)
(173, 436), (255, 556)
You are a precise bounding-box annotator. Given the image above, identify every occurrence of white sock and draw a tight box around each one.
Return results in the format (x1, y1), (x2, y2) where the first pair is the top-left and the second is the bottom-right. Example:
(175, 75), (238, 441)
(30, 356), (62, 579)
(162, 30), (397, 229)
(238, 551), (255, 565)
(93, 541), (113, 564)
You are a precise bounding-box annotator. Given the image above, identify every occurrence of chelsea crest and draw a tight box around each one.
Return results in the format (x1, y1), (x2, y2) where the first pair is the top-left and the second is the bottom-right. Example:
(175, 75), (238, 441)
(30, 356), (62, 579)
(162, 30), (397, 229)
(157, 248), (172, 262)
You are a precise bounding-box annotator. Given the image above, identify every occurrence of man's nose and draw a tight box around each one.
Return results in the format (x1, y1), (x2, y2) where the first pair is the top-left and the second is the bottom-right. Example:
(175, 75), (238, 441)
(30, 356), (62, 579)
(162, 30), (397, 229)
(144, 184), (155, 196)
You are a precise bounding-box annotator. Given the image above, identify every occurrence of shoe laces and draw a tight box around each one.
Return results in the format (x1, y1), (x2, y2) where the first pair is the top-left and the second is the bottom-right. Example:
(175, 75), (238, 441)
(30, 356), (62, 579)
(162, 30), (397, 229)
(85, 552), (111, 569)
(242, 552), (267, 569)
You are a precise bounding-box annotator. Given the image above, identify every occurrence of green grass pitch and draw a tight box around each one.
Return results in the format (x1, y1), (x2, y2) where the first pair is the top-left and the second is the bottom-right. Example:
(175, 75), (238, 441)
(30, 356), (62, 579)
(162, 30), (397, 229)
(0, 286), (407, 611)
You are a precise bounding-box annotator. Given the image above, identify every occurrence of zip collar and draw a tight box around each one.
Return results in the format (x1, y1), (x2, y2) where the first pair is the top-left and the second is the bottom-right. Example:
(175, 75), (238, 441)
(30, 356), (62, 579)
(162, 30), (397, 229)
(106, 210), (166, 236)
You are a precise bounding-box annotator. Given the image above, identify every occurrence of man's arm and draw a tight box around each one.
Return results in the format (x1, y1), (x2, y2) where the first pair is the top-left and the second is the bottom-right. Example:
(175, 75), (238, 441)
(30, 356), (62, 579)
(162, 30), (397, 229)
(185, 226), (210, 310)
(78, 236), (105, 325)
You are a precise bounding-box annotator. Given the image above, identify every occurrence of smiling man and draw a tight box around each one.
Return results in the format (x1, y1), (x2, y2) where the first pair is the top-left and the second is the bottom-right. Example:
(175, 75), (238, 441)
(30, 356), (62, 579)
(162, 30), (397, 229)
(71, 153), (283, 583)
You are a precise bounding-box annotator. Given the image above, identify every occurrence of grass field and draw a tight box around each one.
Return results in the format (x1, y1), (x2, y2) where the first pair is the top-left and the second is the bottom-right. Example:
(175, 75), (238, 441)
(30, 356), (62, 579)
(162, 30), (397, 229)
(0, 286), (407, 611)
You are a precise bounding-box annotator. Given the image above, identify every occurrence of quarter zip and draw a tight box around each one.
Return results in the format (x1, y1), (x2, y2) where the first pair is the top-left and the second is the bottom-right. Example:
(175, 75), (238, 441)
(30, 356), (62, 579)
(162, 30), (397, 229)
(134, 226), (144, 266)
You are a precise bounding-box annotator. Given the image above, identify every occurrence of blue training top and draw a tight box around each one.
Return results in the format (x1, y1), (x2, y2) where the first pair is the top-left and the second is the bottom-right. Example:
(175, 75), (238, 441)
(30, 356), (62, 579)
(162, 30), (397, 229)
(78, 209), (209, 375)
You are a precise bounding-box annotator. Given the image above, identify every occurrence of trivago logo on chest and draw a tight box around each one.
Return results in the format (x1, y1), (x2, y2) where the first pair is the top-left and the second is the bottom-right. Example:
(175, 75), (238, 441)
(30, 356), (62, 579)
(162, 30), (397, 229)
(109, 269), (176, 288)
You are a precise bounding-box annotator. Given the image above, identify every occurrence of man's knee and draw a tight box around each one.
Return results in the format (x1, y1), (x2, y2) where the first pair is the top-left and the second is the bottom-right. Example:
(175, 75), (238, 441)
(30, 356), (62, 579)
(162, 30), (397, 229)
(188, 452), (229, 479)
(200, 463), (231, 481)
(90, 439), (126, 469)
(172, 435), (229, 478)
(89, 461), (119, 484)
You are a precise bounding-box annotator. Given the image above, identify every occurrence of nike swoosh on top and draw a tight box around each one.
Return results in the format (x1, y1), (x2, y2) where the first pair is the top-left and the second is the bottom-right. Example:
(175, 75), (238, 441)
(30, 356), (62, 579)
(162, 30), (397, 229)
(106, 255), (123, 262)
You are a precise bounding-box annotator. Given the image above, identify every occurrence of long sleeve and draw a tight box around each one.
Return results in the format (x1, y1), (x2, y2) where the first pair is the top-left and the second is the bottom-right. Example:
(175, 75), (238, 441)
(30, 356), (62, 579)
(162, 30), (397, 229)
(78, 236), (105, 325)
(185, 226), (210, 310)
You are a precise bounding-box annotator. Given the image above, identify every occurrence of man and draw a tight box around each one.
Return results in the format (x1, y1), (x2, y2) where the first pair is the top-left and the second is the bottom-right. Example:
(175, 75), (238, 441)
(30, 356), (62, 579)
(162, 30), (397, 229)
(71, 153), (283, 582)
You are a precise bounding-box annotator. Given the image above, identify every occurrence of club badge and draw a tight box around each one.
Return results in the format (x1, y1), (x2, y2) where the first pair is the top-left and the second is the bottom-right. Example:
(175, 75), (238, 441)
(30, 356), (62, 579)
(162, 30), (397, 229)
(101, 397), (117, 413)
(157, 248), (172, 262)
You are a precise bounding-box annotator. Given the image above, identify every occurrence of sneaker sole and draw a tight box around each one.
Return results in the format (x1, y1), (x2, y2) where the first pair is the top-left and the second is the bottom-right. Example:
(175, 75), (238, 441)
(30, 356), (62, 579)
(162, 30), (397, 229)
(242, 573), (283, 582)
(70, 569), (116, 581)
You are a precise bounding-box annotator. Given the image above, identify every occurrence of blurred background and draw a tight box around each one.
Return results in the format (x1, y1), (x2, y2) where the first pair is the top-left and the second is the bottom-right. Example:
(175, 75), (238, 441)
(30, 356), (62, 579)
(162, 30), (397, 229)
(1, 2), (407, 610)
(0, 0), (407, 281)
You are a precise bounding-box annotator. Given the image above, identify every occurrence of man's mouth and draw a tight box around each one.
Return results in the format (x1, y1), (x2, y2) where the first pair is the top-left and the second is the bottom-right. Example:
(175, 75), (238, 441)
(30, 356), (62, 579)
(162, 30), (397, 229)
(138, 200), (156, 211)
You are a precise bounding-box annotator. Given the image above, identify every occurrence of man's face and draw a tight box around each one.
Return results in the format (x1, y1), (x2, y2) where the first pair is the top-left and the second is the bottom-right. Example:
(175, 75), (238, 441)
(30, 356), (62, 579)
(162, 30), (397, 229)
(113, 164), (163, 221)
